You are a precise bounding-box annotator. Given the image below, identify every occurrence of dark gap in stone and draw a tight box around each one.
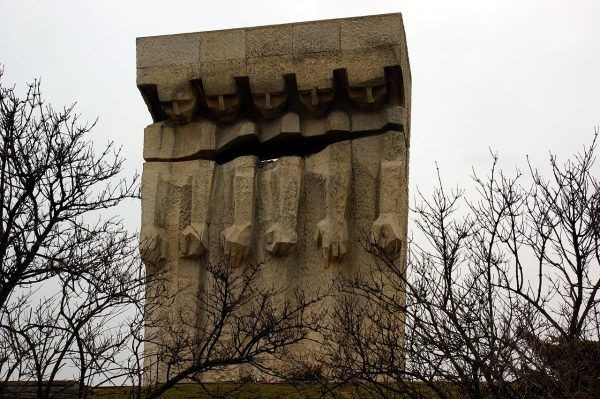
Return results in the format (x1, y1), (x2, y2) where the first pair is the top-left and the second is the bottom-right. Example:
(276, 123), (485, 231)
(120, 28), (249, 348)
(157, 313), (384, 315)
(235, 76), (262, 120)
(138, 84), (167, 123)
(215, 124), (403, 165)
(384, 65), (405, 107)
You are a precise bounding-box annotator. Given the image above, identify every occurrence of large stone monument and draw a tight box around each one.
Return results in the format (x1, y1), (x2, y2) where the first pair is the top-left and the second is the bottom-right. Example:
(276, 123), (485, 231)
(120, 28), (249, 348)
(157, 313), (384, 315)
(137, 12), (410, 381)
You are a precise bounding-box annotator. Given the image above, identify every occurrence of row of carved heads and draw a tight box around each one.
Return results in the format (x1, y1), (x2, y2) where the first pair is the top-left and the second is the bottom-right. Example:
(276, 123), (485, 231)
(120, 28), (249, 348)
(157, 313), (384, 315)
(139, 66), (405, 124)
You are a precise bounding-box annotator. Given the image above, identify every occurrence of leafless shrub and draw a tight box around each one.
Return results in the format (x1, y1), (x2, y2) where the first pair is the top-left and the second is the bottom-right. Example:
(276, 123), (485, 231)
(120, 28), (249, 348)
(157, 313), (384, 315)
(0, 69), (141, 398)
(325, 130), (600, 399)
(0, 69), (328, 399)
(135, 257), (326, 399)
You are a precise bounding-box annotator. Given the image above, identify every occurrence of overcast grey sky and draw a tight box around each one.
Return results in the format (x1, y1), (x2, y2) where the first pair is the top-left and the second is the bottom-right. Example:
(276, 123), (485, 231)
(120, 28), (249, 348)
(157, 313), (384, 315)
(1, 0), (599, 232)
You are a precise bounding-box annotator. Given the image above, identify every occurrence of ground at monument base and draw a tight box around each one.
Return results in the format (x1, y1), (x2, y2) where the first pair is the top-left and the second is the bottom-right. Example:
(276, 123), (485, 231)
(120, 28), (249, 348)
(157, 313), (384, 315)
(92, 384), (343, 399)
(91, 383), (444, 399)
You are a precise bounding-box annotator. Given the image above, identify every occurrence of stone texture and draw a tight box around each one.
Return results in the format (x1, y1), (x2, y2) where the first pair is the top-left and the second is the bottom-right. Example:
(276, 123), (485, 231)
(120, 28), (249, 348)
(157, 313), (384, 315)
(137, 13), (411, 384)
(139, 166), (168, 266)
(217, 120), (258, 150)
(221, 156), (258, 266)
(199, 29), (246, 62)
(351, 105), (406, 132)
(247, 25), (293, 58)
(136, 64), (198, 101)
(247, 55), (294, 93)
(293, 20), (340, 56)
(312, 141), (351, 264)
(372, 159), (405, 258)
(179, 162), (215, 258)
(136, 13), (406, 112)
(293, 51), (342, 91)
(265, 157), (303, 256)
(143, 121), (216, 161)
(343, 45), (402, 85)
(140, 107), (408, 163)
(326, 111), (351, 132)
(136, 33), (201, 68)
(198, 59), (246, 95)
(340, 13), (404, 51)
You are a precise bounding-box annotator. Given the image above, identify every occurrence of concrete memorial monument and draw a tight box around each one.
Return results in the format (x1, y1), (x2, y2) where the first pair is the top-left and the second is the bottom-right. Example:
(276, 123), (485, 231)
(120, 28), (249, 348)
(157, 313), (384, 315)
(137, 12), (411, 382)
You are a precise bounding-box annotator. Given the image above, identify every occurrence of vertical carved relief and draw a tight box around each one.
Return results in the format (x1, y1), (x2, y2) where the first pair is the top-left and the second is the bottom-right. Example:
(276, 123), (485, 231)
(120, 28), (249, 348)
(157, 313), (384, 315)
(371, 132), (406, 259)
(314, 141), (352, 264)
(222, 156), (258, 266)
(179, 161), (215, 258)
(140, 167), (170, 265)
(265, 156), (303, 256)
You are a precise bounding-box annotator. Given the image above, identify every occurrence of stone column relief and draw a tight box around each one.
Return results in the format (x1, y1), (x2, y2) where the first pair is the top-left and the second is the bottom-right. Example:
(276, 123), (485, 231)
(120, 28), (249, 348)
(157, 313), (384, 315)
(314, 142), (351, 264)
(372, 159), (405, 259)
(137, 12), (411, 382)
(140, 167), (169, 266)
(221, 156), (258, 266)
(179, 161), (215, 258)
(265, 156), (303, 256)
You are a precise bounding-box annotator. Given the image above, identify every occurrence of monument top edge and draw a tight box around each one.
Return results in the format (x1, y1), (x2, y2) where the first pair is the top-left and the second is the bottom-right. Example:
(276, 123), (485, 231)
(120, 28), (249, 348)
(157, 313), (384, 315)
(135, 11), (411, 125)
(136, 12), (404, 41)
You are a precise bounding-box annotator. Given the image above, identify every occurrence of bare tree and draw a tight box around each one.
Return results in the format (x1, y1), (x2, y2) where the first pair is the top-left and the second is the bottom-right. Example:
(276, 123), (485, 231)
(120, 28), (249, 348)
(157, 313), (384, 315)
(324, 131), (600, 399)
(0, 69), (142, 398)
(130, 256), (326, 399)
(0, 70), (327, 399)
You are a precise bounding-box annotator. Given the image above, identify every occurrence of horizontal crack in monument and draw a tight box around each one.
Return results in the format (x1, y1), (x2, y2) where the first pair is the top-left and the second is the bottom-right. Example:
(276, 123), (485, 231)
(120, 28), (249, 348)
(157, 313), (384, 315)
(137, 12), (411, 382)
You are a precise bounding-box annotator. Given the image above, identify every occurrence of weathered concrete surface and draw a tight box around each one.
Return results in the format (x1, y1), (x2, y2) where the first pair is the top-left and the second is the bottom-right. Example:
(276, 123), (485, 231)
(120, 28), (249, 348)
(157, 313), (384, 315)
(138, 12), (411, 383)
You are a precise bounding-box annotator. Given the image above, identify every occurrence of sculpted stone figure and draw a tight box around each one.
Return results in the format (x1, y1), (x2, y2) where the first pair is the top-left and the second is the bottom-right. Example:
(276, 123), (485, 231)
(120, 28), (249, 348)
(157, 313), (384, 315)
(137, 12), (411, 382)
(313, 141), (351, 264)
(221, 156), (257, 266)
(372, 132), (408, 259)
(265, 156), (303, 256)
(178, 161), (215, 258)
(140, 170), (168, 265)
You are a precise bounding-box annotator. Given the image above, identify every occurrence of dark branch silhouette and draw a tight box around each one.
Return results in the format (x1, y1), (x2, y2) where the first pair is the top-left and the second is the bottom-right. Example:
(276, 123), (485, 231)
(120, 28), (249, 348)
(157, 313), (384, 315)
(323, 130), (600, 399)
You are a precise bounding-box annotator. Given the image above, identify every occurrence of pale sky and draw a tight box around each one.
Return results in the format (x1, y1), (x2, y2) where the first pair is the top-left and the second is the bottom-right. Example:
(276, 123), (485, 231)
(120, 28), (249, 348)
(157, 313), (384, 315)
(1, 0), (599, 232)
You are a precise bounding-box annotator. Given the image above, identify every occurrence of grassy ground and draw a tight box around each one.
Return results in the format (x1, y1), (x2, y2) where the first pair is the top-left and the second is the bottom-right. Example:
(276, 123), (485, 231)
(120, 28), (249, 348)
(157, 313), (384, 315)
(91, 382), (446, 398)
(91, 383), (350, 399)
